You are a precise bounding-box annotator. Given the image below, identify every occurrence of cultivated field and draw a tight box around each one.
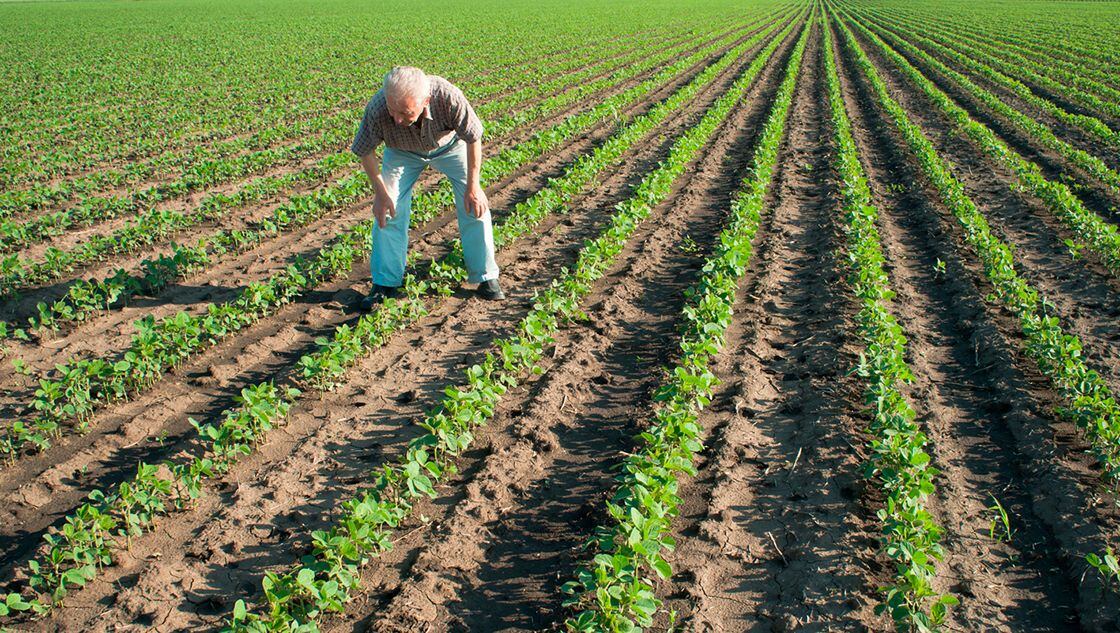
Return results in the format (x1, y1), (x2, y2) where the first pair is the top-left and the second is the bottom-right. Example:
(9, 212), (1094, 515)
(2, 0), (1120, 630)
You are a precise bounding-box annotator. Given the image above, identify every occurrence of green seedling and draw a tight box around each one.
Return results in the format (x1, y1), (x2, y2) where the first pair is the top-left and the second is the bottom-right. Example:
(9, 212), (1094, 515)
(987, 493), (1013, 543)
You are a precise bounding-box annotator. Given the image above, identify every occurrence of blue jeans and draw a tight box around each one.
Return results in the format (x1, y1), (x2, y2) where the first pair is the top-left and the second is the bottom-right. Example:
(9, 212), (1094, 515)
(371, 137), (499, 287)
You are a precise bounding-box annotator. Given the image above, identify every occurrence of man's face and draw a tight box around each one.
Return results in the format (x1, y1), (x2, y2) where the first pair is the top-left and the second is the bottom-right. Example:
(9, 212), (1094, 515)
(387, 93), (429, 127)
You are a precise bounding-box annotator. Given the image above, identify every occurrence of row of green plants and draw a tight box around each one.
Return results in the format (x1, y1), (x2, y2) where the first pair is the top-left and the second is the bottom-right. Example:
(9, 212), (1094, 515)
(891, 12), (1120, 113)
(0, 14), (798, 623)
(0, 19), (749, 312)
(4, 23), (721, 222)
(861, 17), (1120, 194)
(0, 25), (704, 252)
(0, 15), (693, 191)
(913, 16), (1120, 91)
(9, 16), (754, 192)
(854, 8), (1120, 149)
(0, 150), (353, 300)
(823, 15), (955, 631)
(0, 14), (788, 468)
(852, 6), (1120, 122)
(562, 13), (808, 632)
(858, 2), (1120, 87)
(296, 17), (797, 394)
(224, 16), (802, 630)
(844, 16), (1120, 278)
(874, 5), (1120, 83)
(0, 121), (360, 253)
(837, 8), (1120, 549)
(0, 27), (694, 218)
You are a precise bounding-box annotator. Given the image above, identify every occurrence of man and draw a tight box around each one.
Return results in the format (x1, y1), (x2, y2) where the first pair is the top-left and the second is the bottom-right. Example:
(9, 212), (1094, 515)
(350, 66), (503, 311)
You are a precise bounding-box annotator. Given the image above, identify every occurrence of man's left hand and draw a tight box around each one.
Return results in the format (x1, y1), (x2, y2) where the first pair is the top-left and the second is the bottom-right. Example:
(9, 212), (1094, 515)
(466, 182), (490, 218)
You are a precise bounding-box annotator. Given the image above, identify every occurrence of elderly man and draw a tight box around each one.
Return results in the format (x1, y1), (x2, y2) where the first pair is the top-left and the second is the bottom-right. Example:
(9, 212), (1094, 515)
(351, 66), (503, 311)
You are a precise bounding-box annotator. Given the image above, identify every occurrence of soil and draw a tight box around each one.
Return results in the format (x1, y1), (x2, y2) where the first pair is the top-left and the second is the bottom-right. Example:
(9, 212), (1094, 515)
(4, 8), (1120, 633)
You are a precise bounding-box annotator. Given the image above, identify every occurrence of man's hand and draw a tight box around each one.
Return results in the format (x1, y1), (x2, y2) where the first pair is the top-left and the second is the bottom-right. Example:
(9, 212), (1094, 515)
(373, 190), (396, 228)
(466, 181), (489, 218)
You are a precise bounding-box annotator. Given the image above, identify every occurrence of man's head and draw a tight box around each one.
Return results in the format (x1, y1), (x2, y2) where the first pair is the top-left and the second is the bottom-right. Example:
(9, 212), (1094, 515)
(383, 66), (431, 127)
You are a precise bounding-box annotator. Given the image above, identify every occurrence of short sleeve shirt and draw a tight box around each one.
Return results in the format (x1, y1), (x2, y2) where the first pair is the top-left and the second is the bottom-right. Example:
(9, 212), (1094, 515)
(350, 75), (484, 156)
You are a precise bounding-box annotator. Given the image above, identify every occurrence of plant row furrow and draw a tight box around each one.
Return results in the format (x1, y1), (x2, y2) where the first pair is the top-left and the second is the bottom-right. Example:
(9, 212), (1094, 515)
(0, 22), (735, 253)
(562, 12), (809, 632)
(0, 18), (755, 326)
(823, 12), (955, 630)
(0, 27), (696, 218)
(837, 9), (1120, 493)
(853, 8), (1120, 149)
(855, 15), (1120, 196)
(842, 14), (1120, 278)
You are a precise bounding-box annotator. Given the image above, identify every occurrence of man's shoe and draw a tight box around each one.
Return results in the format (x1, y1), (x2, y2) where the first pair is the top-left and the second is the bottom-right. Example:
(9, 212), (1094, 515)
(359, 284), (399, 312)
(476, 278), (505, 301)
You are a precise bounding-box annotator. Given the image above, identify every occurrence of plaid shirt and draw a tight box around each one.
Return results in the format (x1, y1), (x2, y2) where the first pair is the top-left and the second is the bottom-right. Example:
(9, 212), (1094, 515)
(350, 75), (484, 156)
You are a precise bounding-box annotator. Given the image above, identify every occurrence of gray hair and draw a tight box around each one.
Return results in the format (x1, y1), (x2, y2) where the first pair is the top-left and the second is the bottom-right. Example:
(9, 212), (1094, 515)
(383, 66), (431, 102)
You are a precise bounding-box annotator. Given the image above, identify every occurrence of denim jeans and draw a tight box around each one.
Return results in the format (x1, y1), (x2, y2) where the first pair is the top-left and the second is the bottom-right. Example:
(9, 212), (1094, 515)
(371, 137), (499, 287)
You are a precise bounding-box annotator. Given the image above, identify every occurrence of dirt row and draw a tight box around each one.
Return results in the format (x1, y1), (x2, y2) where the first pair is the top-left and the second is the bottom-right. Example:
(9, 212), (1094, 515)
(8, 26), (708, 264)
(2, 15), (801, 631)
(656, 24), (885, 631)
(856, 14), (1120, 225)
(853, 14), (1120, 174)
(847, 19), (1120, 396)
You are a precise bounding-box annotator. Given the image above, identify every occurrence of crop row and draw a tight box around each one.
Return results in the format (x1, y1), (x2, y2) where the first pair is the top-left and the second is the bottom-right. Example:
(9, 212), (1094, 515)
(0, 23), (717, 255)
(859, 11), (1120, 151)
(0, 24), (714, 225)
(562, 13), (808, 632)
(858, 17), (1120, 195)
(874, 9), (1120, 110)
(0, 17), (793, 620)
(0, 17), (780, 462)
(842, 15), (1120, 278)
(836, 11), (1120, 490)
(904, 16), (1120, 91)
(2, 6), (764, 192)
(823, 13), (955, 630)
(848, 1), (1120, 81)
(0, 12), (698, 189)
(898, 6), (1120, 77)
(853, 6), (1120, 123)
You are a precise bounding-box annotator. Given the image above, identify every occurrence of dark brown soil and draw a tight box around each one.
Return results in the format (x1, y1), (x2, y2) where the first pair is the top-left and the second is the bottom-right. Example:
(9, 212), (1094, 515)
(5, 10), (1120, 633)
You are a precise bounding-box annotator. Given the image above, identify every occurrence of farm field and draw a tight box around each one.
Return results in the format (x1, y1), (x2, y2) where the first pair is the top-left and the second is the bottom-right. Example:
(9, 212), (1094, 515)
(2, 0), (1120, 630)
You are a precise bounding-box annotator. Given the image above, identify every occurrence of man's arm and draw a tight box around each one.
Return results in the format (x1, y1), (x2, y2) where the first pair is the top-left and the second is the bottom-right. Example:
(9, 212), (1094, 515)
(465, 140), (489, 218)
(360, 151), (396, 229)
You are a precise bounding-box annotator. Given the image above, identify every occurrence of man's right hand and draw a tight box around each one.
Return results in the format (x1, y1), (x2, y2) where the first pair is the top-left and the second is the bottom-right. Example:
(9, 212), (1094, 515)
(373, 191), (395, 229)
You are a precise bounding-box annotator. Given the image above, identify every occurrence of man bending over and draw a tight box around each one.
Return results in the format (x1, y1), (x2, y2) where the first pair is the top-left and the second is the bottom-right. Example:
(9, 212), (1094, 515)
(351, 66), (503, 311)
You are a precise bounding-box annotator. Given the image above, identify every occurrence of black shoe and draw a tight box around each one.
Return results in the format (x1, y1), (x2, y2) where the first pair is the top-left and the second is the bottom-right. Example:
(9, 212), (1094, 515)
(476, 278), (505, 301)
(359, 284), (399, 311)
